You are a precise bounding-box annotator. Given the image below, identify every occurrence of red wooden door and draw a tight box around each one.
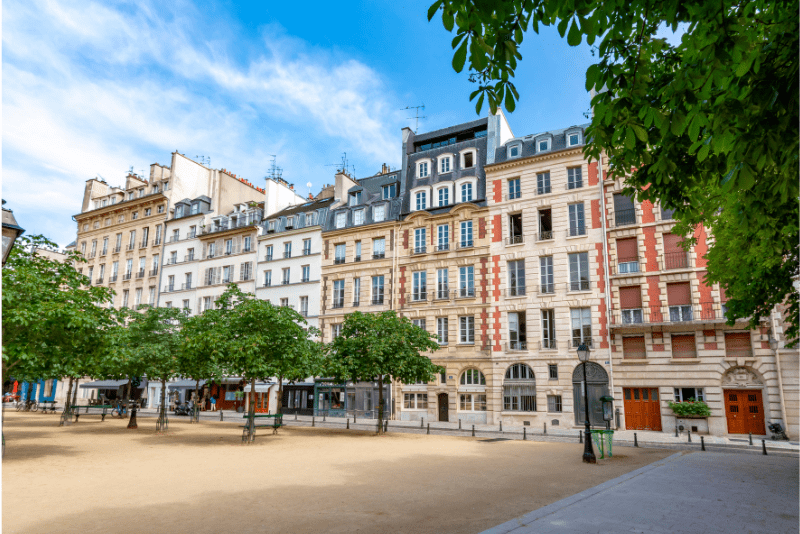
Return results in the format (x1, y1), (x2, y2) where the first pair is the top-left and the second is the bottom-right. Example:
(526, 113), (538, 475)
(724, 389), (765, 435)
(623, 388), (662, 431)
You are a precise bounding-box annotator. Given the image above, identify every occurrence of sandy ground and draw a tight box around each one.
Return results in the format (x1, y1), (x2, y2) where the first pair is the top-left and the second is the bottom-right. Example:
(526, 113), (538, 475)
(2, 411), (672, 534)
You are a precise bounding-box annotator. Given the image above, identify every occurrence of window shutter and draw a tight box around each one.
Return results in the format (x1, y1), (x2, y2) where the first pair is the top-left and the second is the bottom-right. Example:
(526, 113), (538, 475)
(663, 233), (683, 255)
(204, 268), (210, 286)
(202, 243), (207, 258)
(622, 336), (646, 359)
(239, 262), (245, 281)
(234, 237), (240, 254)
(619, 286), (642, 309)
(616, 238), (638, 262)
(671, 334), (697, 358)
(666, 282), (691, 306)
(725, 333), (752, 358)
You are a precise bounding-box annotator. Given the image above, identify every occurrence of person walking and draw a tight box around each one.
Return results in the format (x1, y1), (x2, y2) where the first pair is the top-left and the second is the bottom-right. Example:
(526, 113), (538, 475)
(210, 395), (217, 412)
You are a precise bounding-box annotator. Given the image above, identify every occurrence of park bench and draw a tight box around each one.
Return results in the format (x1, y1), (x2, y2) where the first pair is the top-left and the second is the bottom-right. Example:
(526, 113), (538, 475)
(39, 401), (58, 414)
(240, 413), (283, 442)
(70, 405), (112, 422)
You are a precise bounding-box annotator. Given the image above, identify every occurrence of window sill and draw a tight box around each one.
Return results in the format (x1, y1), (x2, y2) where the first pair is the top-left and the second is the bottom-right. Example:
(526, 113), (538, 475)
(457, 343), (476, 346)
(565, 233), (588, 240)
(618, 358), (648, 365)
(669, 358), (701, 364)
(505, 241), (524, 247)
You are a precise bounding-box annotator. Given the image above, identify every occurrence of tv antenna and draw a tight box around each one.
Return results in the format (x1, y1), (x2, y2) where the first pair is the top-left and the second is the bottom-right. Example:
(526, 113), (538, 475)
(325, 152), (355, 177)
(401, 104), (427, 133)
(265, 155), (283, 181)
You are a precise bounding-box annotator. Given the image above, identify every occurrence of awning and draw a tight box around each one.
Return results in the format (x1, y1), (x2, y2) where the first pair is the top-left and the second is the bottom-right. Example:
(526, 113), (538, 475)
(80, 380), (130, 389)
(167, 379), (206, 389)
(243, 383), (274, 393)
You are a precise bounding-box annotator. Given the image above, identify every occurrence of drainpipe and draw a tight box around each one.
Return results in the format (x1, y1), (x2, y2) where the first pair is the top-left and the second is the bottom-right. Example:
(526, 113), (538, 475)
(597, 155), (616, 407)
(770, 310), (789, 434)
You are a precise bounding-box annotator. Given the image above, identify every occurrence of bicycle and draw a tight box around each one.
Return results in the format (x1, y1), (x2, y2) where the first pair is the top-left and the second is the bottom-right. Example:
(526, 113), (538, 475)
(110, 400), (128, 418)
(15, 399), (37, 412)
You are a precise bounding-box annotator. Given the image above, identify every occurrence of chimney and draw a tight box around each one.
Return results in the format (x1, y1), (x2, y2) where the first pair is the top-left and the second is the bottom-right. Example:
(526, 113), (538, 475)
(308, 193), (313, 200)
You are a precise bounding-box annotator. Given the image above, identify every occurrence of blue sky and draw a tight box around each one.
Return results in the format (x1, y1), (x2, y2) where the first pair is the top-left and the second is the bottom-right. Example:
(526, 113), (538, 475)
(3, 0), (597, 247)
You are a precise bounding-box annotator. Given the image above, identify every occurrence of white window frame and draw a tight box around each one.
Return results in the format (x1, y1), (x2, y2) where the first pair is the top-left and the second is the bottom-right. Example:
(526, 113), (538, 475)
(507, 143), (522, 158)
(418, 161), (429, 178)
(373, 204), (386, 222)
(439, 154), (453, 174)
(415, 191), (427, 211)
(437, 317), (449, 345)
(335, 212), (347, 229)
(436, 185), (450, 207)
(567, 131), (582, 147)
(458, 316), (475, 344)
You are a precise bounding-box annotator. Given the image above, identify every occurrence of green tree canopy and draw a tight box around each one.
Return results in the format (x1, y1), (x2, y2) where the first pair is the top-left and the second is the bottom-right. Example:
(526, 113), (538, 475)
(430, 0), (799, 343)
(327, 311), (443, 433)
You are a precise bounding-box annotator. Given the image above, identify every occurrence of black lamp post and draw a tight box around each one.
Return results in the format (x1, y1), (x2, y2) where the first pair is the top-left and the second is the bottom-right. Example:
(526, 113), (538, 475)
(577, 343), (597, 464)
(2, 200), (25, 266)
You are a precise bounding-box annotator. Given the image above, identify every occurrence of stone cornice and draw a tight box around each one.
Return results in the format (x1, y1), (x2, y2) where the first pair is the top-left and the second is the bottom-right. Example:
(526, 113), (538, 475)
(484, 147), (586, 173)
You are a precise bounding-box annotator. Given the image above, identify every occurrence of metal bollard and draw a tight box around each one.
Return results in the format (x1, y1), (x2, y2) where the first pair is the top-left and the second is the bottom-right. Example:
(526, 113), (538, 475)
(701, 436), (705, 451)
(762, 439), (767, 455)
(427, 423), (430, 435)
(384, 420), (388, 432)
(323, 414), (326, 422)
(312, 416), (315, 427)
(579, 431), (583, 443)
(472, 424), (475, 437)
(634, 432), (638, 447)
(544, 422), (547, 434)
(220, 411), (223, 421)
(749, 432), (753, 445)
(347, 418), (350, 429)
(688, 430), (692, 443)
(675, 425), (679, 437)
(421, 418), (424, 428)
(354, 414), (357, 423)
(459, 419), (462, 430)
(499, 421), (502, 432)
(523, 427), (526, 440)
(295, 412), (298, 421)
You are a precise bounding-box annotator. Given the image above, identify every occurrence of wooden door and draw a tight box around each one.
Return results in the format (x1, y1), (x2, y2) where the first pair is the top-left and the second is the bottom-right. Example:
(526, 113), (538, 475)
(724, 389), (766, 435)
(623, 388), (662, 431)
(438, 393), (449, 422)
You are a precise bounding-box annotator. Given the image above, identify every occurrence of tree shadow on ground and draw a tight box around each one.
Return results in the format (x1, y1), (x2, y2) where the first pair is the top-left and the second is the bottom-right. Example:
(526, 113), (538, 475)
(2, 443), (81, 462)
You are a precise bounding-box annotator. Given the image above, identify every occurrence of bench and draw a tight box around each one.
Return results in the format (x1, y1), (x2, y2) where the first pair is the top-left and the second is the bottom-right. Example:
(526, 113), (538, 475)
(240, 413), (283, 442)
(39, 401), (58, 414)
(70, 405), (112, 422)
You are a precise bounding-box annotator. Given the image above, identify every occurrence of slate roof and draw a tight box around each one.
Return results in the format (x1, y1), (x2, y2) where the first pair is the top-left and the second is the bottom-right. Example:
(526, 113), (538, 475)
(492, 123), (591, 164)
(263, 196), (335, 234)
(322, 170), (403, 232)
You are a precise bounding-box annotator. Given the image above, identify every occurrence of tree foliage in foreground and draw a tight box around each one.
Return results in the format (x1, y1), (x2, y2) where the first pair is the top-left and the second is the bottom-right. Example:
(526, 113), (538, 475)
(327, 311), (443, 434)
(429, 0), (799, 343)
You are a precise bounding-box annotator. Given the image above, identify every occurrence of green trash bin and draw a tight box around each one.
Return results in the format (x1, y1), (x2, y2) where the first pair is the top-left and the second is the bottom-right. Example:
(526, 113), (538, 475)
(590, 429), (614, 459)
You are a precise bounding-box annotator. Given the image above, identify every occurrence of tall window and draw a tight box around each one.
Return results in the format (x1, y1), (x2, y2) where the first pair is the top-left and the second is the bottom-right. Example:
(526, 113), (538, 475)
(149, 286), (156, 305)
(438, 187), (449, 207)
(282, 268), (290, 285)
(461, 182), (473, 202)
(302, 265), (311, 282)
(508, 312), (527, 350)
(265, 245), (273, 261)
(303, 239), (312, 255)
(122, 290), (129, 308)
(567, 166), (583, 189)
(616, 237), (639, 273)
(300, 296), (309, 316)
(335, 244), (346, 264)
(459, 221), (473, 248)
(614, 193), (636, 226)
(125, 259), (133, 276)
(135, 289), (142, 306)
(372, 276), (385, 304)
(129, 230), (136, 248)
(436, 224), (449, 251)
(568, 203), (586, 236)
(571, 308), (592, 347)
(437, 268), (449, 299)
(414, 228), (426, 254)
(463, 151), (474, 168)
(415, 191), (427, 211)
(382, 183), (396, 199)
(459, 266), (474, 297)
(223, 266), (232, 284)
(350, 191), (362, 206)
(667, 282), (693, 321)
(243, 236), (251, 252)
(284, 242), (292, 258)
(331, 324), (342, 339)
(353, 277), (361, 305)
(335, 212), (346, 229)
(373, 238), (385, 258)
(333, 280), (345, 308)
(437, 317), (449, 345)
(355, 241), (362, 261)
(263, 270), (272, 287)
(412, 318), (426, 330)
(440, 156), (451, 173)
(508, 178), (521, 200)
(541, 309), (555, 349)
(418, 161), (429, 177)
(412, 271), (427, 301)
(102, 237), (108, 255)
(503, 364), (535, 411)
(620, 286), (644, 324)
(373, 204), (385, 222)
(154, 225), (162, 244)
(508, 260), (525, 296)
(459, 316), (475, 344)
(540, 256), (554, 294)
(547, 395), (563, 413)
(537, 171), (551, 195)
(568, 252), (590, 291)
(354, 209), (365, 225)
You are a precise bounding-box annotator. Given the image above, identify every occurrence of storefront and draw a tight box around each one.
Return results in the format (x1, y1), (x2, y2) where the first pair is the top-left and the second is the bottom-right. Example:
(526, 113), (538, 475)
(81, 379), (146, 404)
(243, 382), (276, 414)
(313, 379), (391, 419)
(282, 383), (315, 416)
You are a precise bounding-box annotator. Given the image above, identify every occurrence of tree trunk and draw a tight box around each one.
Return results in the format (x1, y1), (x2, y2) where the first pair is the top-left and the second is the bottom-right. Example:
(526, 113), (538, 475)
(377, 375), (384, 435)
(193, 379), (200, 423)
(156, 379), (168, 432)
(123, 378), (131, 418)
(277, 375), (283, 415)
(247, 377), (256, 442)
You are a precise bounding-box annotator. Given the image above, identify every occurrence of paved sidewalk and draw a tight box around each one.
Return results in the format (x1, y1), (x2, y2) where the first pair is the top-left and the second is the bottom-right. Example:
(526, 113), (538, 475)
(482, 451), (799, 534)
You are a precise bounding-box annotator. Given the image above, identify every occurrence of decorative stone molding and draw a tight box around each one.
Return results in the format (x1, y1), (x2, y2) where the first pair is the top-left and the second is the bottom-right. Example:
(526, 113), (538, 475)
(722, 366), (764, 388)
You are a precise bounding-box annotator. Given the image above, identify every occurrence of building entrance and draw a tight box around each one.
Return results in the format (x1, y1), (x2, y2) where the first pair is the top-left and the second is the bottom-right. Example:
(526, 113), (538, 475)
(438, 393), (449, 422)
(623, 388), (662, 431)
(724, 389), (765, 435)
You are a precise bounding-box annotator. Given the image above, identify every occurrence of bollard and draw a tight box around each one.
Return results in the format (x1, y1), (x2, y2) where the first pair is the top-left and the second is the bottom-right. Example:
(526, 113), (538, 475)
(427, 423), (430, 435)
(701, 436), (705, 451)
(688, 430), (692, 443)
(323, 414), (326, 422)
(312, 416), (315, 427)
(354, 414), (357, 423)
(634, 432), (638, 447)
(459, 419), (462, 430)
(499, 421), (502, 432)
(295, 413), (298, 421)
(347, 418), (350, 429)
(384, 420), (388, 432)
(220, 411), (223, 422)
(762, 439), (768, 455)
(544, 422), (547, 434)
(749, 432), (753, 445)
(579, 431), (583, 443)
(472, 424), (475, 437)
(523, 427), (526, 440)
(675, 425), (679, 437)
(421, 418), (424, 428)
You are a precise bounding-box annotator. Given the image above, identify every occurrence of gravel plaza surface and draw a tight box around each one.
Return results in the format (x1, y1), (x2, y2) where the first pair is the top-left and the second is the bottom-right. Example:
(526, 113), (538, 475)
(3, 411), (671, 534)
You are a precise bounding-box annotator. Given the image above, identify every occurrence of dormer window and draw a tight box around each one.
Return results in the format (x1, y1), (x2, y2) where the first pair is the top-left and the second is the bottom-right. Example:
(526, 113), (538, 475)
(163, 181), (169, 190)
(538, 139), (550, 152)
(415, 191), (427, 211)
(286, 216), (294, 228)
(508, 144), (522, 158)
(176, 205), (184, 218)
(128, 192), (134, 200)
(268, 221), (276, 232)
(418, 162), (429, 178)
(349, 191), (362, 206)
(568, 132), (581, 146)
(101, 199), (107, 207)
(306, 212), (315, 225)
(157, 205), (164, 213)
(463, 151), (474, 168)
(382, 183), (396, 199)
(111, 197), (117, 205)
(139, 189), (144, 198)
(153, 185), (159, 193)
(191, 203), (199, 214)
(335, 212), (347, 229)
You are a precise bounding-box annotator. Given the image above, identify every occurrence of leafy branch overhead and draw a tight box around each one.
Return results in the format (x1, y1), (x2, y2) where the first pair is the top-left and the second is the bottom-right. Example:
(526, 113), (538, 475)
(430, 0), (799, 343)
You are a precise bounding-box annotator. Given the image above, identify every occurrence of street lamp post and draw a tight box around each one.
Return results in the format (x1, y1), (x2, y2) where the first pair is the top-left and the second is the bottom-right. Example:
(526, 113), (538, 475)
(577, 343), (597, 464)
(2, 200), (25, 266)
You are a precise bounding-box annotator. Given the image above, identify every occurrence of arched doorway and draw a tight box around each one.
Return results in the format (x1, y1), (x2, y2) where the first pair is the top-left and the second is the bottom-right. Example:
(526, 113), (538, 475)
(438, 393), (449, 422)
(722, 367), (766, 435)
(572, 362), (609, 427)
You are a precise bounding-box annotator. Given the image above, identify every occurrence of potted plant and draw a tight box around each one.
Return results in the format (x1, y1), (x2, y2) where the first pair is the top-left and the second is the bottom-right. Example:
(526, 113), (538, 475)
(667, 398), (711, 418)
(234, 390), (245, 412)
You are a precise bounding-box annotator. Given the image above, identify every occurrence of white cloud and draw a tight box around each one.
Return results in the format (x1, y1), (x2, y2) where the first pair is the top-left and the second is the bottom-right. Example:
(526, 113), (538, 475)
(2, 0), (405, 247)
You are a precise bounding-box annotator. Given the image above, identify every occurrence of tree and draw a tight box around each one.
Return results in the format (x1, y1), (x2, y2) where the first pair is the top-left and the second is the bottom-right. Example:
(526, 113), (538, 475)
(215, 285), (322, 442)
(429, 0), (799, 343)
(327, 311), (443, 434)
(2, 235), (115, 421)
(122, 305), (188, 431)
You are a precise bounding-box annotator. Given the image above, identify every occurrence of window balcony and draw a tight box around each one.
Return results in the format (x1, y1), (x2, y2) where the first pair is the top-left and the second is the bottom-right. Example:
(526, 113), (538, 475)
(109, 275), (118, 283)
(568, 280), (591, 292)
(301, 277), (310, 283)
(457, 241), (474, 250)
(184, 254), (195, 262)
(372, 252), (385, 260)
(410, 291), (428, 302)
(538, 283), (555, 295)
(506, 235), (524, 246)
(136, 270), (145, 278)
(169, 236), (180, 243)
(567, 226), (586, 237)
(100, 249), (108, 257)
(571, 338), (594, 349)
(123, 273), (132, 281)
(434, 243), (450, 252)
(163, 285), (175, 292)
(334, 258), (346, 265)
(537, 231), (554, 241)
(537, 186), (552, 195)
(663, 252), (690, 270)
(154, 239), (162, 246)
(265, 255), (273, 262)
(457, 288), (476, 298)
(332, 300), (344, 309)
(281, 279), (290, 285)
(539, 339), (557, 350)
(222, 278), (232, 284)
(507, 340), (528, 351)
(126, 244), (135, 251)
(354, 255), (361, 262)
(181, 283), (192, 290)
(435, 288), (450, 300)
(149, 268), (158, 277)
(89, 252), (96, 259)
(240, 273), (252, 281)
(207, 253), (216, 259)
(113, 246), (121, 254)
(611, 260), (643, 275)
(95, 278), (104, 285)
(263, 281), (271, 287)
(303, 249), (312, 256)
(300, 310), (309, 317)
(371, 297), (384, 305)
(412, 246), (427, 255)
(140, 241), (148, 248)
(284, 252), (292, 259)
(614, 209), (637, 227)
(609, 302), (725, 327)
(506, 285), (526, 297)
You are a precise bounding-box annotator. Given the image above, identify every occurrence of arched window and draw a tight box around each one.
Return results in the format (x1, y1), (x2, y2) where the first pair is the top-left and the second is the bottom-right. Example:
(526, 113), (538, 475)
(460, 369), (485, 386)
(504, 364), (535, 411)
